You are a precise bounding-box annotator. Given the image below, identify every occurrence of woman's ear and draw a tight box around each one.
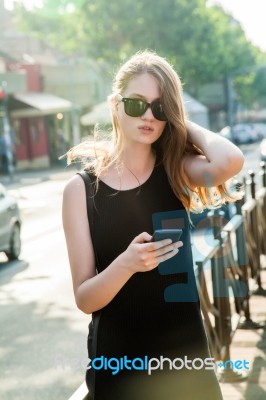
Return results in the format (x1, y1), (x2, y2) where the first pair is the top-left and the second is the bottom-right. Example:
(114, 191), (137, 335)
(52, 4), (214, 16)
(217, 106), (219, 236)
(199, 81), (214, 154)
(109, 94), (119, 111)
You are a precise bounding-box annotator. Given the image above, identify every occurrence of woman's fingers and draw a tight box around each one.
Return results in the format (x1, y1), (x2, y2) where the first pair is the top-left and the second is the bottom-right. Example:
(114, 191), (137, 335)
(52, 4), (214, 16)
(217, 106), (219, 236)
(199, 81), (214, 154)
(132, 232), (153, 244)
(157, 247), (179, 264)
(155, 241), (183, 257)
(145, 240), (183, 268)
(128, 233), (183, 273)
(145, 238), (173, 251)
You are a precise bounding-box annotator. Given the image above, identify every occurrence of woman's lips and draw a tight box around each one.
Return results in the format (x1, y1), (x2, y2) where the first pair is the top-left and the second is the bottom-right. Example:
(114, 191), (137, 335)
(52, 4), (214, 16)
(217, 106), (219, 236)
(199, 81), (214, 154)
(138, 125), (154, 133)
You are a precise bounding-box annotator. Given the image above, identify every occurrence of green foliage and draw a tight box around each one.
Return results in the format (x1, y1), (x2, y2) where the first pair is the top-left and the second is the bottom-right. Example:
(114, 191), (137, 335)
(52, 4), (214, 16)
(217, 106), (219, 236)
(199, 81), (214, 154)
(13, 0), (266, 107)
(234, 67), (266, 107)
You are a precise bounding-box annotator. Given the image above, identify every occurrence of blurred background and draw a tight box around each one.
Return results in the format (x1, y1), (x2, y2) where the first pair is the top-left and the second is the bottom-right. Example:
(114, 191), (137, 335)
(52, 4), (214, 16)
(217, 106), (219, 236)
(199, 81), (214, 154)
(1, 0), (266, 172)
(0, 1), (266, 399)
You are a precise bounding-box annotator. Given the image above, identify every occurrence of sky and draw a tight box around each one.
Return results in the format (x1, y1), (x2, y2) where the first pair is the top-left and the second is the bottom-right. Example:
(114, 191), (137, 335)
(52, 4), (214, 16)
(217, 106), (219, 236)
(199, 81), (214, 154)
(4, 0), (266, 53)
(208, 0), (266, 51)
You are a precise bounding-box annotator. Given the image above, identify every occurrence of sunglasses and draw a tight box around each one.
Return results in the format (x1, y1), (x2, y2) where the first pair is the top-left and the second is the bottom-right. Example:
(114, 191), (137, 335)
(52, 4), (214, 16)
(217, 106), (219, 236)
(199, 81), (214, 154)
(116, 94), (167, 121)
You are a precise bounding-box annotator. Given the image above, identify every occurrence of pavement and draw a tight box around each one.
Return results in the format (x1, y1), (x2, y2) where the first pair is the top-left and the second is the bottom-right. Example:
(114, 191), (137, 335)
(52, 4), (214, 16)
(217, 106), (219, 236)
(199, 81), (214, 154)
(219, 270), (266, 400)
(0, 164), (78, 190)
(1, 164), (266, 400)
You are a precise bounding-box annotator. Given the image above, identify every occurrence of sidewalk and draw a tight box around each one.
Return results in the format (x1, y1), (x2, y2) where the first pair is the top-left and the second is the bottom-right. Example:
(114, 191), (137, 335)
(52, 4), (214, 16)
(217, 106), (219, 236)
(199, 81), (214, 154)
(0, 164), (78, 190)
(219, 269), (266, 400)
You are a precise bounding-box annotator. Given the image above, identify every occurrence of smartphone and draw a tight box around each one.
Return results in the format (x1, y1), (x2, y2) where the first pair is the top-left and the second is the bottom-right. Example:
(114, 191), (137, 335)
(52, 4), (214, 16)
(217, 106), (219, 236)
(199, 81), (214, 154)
(151, 228), (183, 243)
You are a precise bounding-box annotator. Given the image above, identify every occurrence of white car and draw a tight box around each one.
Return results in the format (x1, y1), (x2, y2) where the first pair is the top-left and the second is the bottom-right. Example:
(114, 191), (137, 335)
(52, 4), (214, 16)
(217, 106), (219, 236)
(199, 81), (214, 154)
(251, 123), (266, 139)
(0, 183), (22, 260)
(232, 124), (259, 144)
(218, 124), (259, 144)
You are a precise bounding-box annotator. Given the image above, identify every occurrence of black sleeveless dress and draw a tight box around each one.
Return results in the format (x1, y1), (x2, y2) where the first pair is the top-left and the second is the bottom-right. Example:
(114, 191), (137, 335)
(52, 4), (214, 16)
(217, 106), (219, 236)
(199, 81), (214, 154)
(82, 160), (223, 400)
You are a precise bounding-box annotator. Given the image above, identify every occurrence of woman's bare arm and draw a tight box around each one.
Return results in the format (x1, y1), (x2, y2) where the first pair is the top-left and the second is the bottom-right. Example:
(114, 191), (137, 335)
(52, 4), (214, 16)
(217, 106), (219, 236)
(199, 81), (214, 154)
(184, 121), (244, 187)
(62, 175), (182, 314)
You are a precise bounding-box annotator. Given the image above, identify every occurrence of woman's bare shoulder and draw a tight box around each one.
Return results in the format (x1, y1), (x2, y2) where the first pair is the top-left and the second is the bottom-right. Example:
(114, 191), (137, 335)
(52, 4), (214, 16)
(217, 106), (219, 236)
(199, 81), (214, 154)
(62, 174), (89, 219)
(63, 173), (85, 198)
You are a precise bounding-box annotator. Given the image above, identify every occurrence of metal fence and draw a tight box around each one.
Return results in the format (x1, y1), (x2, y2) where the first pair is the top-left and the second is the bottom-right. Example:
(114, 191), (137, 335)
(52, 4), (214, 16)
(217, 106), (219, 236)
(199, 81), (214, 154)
(192, 161), (266, 383)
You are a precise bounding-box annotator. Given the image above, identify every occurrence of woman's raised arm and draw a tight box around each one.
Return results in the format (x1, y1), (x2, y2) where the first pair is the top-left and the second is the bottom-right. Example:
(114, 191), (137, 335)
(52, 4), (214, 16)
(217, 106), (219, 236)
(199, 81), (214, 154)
(184, 121), (244, 187)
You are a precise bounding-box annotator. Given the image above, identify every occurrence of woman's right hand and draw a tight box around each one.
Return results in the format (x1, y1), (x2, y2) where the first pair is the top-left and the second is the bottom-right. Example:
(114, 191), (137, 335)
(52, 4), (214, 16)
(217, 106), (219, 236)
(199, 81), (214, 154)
(118, 232), (183, 275)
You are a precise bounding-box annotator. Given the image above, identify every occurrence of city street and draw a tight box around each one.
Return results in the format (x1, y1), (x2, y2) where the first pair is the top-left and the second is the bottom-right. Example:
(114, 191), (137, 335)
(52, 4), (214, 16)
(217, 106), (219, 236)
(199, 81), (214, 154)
(0, 142), (264, 400)
(1, 1), (266, 398)
(0, 175), (90, 400)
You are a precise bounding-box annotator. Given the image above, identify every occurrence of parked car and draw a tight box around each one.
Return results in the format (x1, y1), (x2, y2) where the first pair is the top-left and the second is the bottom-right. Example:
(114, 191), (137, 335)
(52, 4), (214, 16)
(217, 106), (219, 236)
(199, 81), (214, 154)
(219, 124), (260, 145)
(232, 124), (260, 144)
(250, 123), (266, 140)
(260, 139), (266, 161)
(0, 183), (22, 260)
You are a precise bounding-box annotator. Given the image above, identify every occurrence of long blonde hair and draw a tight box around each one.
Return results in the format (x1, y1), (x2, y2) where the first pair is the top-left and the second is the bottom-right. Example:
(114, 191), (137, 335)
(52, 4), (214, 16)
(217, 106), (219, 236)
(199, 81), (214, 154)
(66, 50), (241, 212)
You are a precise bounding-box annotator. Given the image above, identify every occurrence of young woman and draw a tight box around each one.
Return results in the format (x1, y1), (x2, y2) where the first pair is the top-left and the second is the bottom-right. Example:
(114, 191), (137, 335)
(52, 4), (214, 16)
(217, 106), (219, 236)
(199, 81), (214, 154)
(62, 50), (244, 400)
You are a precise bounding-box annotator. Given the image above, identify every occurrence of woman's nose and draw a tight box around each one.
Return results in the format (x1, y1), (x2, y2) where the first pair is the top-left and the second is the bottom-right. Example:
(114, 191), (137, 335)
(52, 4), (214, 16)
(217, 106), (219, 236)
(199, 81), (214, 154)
(141, 105), (154, 120)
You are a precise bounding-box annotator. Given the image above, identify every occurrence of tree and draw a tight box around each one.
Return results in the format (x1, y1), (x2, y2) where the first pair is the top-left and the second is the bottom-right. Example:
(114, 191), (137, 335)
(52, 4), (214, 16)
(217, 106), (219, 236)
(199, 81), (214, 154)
(13, 0), (266, 106)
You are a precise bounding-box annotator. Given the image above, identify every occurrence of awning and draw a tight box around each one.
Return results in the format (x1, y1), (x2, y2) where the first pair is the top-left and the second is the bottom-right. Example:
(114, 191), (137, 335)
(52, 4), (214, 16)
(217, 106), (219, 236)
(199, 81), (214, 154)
(10, 92), (74, 118)
(183, 93), (208, 113)
(80, 100), (112, 125)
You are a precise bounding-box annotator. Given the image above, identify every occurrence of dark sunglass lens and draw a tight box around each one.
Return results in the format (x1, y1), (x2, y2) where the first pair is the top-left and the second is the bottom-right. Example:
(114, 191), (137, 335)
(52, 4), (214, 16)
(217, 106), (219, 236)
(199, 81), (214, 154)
(124, 99), (147, 117)
(151, 102), (167, 121)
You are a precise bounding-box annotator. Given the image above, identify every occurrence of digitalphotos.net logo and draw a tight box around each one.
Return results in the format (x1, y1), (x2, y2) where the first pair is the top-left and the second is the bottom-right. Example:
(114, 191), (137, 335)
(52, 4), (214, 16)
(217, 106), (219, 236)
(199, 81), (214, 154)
(86, 355), (250, 375)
